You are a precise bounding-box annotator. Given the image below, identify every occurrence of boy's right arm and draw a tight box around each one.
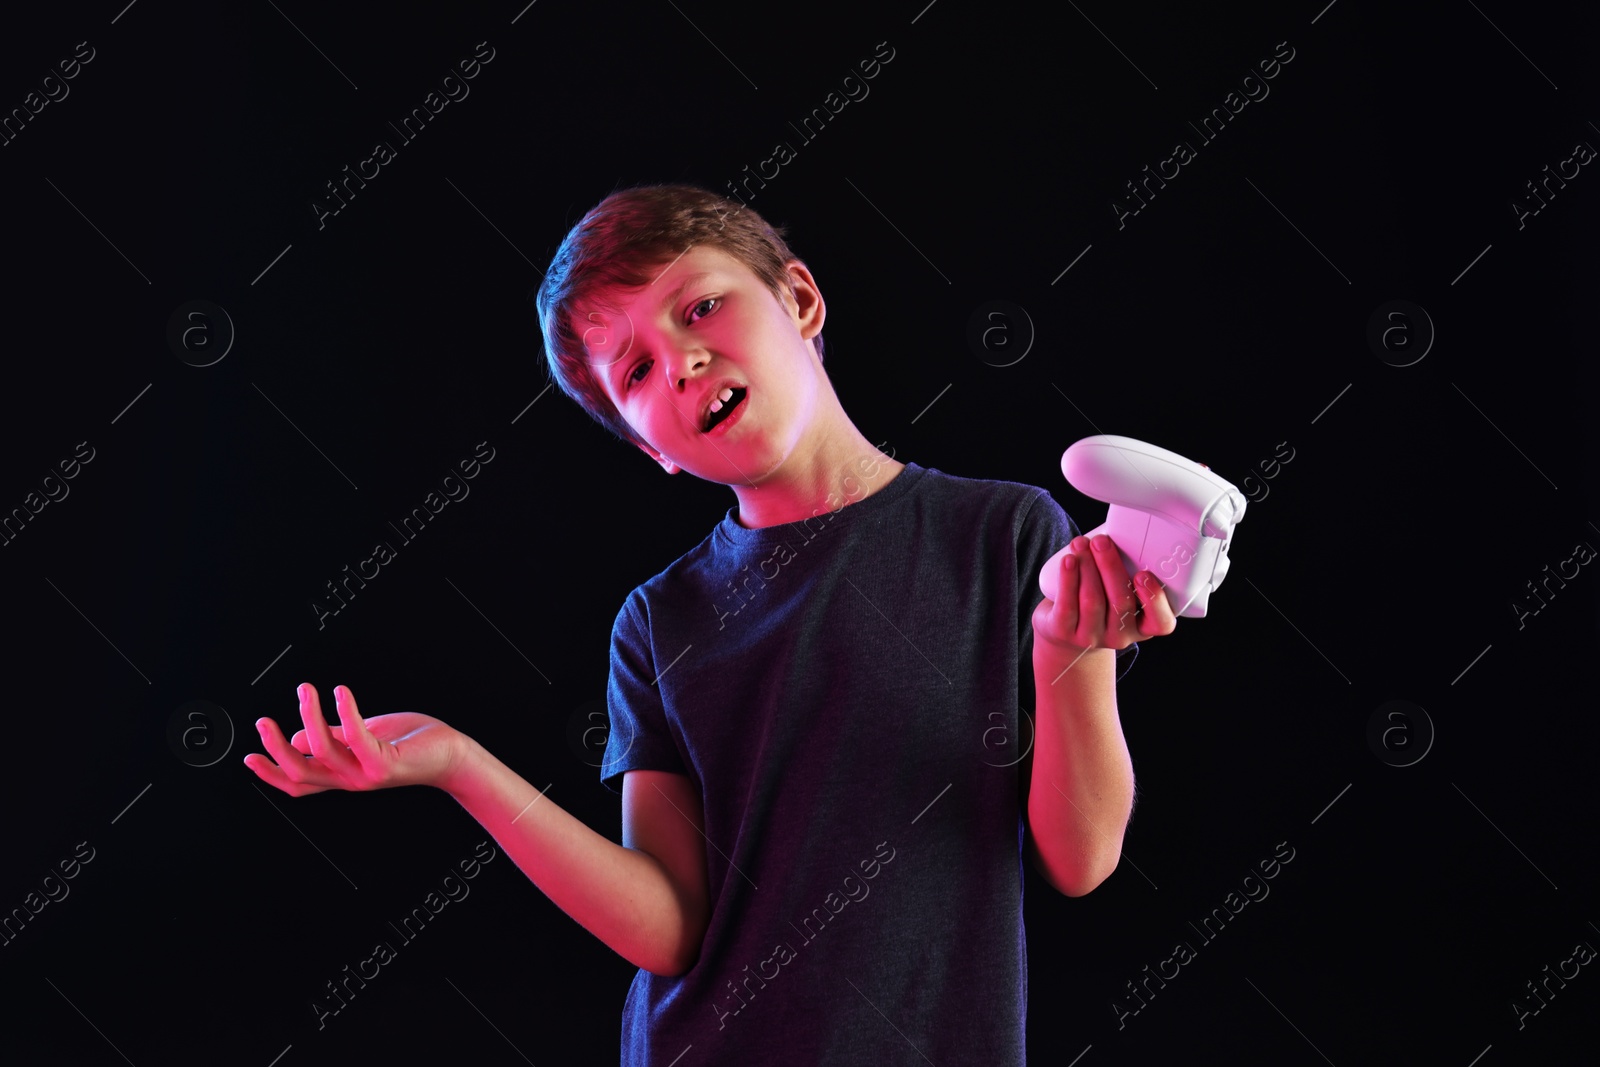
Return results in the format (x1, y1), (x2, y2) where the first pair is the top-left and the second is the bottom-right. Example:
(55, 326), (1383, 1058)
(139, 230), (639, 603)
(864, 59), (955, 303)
(441, 736), (710, 977)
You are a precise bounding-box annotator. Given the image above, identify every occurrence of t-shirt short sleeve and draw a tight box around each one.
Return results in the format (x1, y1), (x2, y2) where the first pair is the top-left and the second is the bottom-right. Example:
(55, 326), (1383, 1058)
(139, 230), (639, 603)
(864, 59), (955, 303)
(599, 594), (690, 795)
(1017, 490), (1138, 714)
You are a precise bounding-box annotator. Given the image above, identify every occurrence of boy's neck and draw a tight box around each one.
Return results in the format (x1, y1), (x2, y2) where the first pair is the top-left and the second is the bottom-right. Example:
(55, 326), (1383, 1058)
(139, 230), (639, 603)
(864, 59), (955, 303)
(728, 426), (905, 530)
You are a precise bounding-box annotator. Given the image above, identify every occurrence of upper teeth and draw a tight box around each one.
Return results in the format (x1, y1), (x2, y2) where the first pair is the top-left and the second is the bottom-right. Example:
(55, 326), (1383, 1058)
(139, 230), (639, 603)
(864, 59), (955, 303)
(709, 386), (735, 413)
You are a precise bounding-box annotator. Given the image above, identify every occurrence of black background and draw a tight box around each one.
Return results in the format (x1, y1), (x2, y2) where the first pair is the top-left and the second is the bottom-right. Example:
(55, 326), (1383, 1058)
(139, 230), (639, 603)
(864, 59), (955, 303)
(1, 1), (1596, 1064)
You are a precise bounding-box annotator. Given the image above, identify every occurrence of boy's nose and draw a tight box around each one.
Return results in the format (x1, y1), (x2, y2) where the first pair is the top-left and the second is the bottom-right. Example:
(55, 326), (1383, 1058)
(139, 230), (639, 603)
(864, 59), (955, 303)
(667, 349), (710, 389)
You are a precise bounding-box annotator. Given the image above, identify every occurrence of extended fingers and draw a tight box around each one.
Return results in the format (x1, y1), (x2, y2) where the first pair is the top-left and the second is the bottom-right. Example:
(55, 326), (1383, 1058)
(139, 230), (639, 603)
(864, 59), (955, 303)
(250, 718), (330, 795)
(255, 716), (307, 777)
(332, 686), (388, 777)
(243, 750), (327, 797)
(299, 685), (361, 777)
(289, 689), (386, 783)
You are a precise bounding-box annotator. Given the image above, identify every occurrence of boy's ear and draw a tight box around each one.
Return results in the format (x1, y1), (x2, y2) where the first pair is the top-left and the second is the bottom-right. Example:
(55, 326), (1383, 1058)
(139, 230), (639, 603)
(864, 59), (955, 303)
(634, 438), (681, 475)
(785, 260), (825, 341)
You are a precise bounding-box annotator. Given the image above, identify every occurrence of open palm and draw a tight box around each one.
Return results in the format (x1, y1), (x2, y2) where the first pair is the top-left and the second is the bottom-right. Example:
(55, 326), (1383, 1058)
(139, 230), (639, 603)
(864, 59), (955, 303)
(244, 685), (463, 797)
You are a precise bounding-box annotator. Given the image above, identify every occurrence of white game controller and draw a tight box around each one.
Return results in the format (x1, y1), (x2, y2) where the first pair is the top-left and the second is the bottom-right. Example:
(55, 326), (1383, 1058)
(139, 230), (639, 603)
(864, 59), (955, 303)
(1040, 435), (1246, 618)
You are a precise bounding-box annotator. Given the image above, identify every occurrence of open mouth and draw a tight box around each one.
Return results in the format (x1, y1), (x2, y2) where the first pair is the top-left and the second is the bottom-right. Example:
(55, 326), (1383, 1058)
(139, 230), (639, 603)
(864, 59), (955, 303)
(703, 387), (747, 434)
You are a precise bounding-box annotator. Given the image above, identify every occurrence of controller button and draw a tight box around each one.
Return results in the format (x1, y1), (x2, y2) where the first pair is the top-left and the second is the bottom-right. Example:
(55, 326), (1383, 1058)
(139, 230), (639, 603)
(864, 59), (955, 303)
(1213, 553), (1230, 583)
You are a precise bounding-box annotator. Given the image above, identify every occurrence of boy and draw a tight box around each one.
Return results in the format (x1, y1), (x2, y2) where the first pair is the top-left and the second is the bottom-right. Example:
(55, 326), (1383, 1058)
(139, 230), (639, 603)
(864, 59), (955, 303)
(245, 184), (1176, 1064)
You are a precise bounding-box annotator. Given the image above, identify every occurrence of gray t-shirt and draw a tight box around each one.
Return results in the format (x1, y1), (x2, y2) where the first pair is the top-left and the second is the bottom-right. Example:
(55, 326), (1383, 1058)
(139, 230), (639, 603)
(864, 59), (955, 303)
(602, 461), (1137, 1065)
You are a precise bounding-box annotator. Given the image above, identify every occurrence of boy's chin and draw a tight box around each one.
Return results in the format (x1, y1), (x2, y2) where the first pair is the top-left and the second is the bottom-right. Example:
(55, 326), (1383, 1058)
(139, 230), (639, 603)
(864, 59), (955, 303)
(670, 459), (762, 489)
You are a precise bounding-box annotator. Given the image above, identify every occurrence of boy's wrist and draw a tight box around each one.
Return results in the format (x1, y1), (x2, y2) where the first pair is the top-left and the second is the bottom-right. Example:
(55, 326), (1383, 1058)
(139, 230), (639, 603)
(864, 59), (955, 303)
(1033, 638), (1113, 674)
(435, 729), (484, 796)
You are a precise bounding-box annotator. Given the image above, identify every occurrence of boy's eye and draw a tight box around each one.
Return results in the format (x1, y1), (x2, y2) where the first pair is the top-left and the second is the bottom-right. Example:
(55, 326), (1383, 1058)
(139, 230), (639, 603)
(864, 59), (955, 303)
(622, 299), (716, 389)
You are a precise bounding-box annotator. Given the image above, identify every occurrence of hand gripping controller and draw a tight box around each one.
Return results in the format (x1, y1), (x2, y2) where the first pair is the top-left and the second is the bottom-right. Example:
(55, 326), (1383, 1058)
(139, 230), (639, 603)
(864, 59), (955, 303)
(1040, 435), (1246, 618)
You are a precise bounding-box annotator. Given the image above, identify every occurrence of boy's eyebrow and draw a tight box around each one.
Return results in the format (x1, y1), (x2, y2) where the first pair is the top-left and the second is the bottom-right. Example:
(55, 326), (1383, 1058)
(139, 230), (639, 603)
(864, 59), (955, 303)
(658, 271), (711, 309)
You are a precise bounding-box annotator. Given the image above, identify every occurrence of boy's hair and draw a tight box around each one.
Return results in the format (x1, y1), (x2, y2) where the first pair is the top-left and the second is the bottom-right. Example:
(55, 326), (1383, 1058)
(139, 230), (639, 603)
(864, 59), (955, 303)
(536, 183), (825, 448)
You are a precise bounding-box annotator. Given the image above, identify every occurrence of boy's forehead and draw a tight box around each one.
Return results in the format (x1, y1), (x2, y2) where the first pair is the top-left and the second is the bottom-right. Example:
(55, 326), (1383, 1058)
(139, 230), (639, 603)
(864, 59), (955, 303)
(574, 288), (639, 369)
(577, 247), (754, 354)
(593, 248), (754, 311)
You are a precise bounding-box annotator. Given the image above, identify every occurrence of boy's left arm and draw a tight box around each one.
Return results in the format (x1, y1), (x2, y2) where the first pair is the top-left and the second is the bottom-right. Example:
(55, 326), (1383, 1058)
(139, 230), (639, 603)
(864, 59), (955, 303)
(1024, 533), (1177, 897)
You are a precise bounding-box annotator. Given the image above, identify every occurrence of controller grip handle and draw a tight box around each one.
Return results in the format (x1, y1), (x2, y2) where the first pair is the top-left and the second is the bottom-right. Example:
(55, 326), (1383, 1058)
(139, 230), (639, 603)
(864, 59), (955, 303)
(1038, 436), (1245, 619)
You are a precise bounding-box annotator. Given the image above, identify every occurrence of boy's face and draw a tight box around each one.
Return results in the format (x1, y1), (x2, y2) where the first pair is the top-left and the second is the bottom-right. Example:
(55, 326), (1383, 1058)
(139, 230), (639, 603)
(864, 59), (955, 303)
(578, 246), (827, 487)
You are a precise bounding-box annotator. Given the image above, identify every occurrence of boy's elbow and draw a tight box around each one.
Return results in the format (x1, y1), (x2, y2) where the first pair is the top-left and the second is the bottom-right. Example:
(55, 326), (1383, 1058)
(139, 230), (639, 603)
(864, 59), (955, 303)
(652, 942), (702, 978)
(644, 898), (708, 977)
(646, 930), (704, 977)
(1036, 850), (1118, 898)
(1059, 862), (1115, 898)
